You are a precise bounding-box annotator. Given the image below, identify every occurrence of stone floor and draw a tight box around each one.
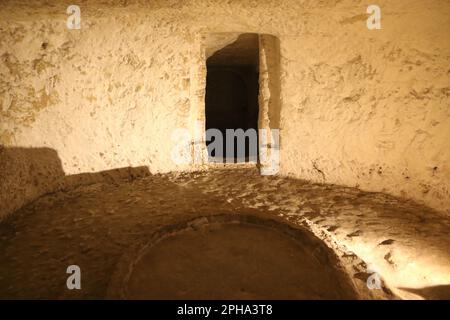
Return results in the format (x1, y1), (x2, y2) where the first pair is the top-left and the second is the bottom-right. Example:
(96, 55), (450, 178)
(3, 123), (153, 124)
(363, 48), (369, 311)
(115, 220), (360, 300)
(0, 167), (449, 299)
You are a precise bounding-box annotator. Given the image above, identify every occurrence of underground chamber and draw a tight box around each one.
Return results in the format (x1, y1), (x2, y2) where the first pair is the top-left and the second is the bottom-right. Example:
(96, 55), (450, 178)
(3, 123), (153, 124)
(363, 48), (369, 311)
(1, 0), (449, 303)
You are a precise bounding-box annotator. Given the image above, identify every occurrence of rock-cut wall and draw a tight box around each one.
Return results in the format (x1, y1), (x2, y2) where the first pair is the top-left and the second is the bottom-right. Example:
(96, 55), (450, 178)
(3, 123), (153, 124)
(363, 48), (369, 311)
(0, 0), (449, 218)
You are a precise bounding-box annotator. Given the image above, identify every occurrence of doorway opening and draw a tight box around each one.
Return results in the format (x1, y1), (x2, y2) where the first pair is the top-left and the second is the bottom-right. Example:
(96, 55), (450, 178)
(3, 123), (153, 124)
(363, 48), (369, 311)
(205, 33), (259, 163)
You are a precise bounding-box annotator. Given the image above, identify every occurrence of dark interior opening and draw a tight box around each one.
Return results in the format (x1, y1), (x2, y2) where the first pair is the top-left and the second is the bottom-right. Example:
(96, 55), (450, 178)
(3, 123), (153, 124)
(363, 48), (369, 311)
(205, 33), (259, 163)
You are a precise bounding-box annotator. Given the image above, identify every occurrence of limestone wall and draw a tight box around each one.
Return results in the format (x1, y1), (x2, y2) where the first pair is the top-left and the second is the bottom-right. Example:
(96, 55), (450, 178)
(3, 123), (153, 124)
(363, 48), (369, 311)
(1, 0), (449, 218)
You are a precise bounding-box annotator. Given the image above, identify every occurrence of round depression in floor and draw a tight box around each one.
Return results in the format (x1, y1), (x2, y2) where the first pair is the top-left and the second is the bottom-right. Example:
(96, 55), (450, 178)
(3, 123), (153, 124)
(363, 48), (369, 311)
(116, 219), (359, 299)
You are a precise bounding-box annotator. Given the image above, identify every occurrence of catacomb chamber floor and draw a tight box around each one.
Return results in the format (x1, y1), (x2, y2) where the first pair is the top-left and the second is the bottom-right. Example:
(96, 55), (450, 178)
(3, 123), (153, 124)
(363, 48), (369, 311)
(0, 168), (449, 299)
(108, 217), (358, 300)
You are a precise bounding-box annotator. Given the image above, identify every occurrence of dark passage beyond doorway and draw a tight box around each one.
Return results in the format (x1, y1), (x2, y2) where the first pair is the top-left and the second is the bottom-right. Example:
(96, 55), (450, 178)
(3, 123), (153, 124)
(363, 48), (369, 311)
(205, 34), (259, 163)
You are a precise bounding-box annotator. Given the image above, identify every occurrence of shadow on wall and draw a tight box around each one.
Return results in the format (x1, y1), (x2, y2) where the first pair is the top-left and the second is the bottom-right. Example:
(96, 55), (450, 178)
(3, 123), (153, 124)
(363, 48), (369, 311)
(399, 285), (450, 300)
(0, 146), (150, 219)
